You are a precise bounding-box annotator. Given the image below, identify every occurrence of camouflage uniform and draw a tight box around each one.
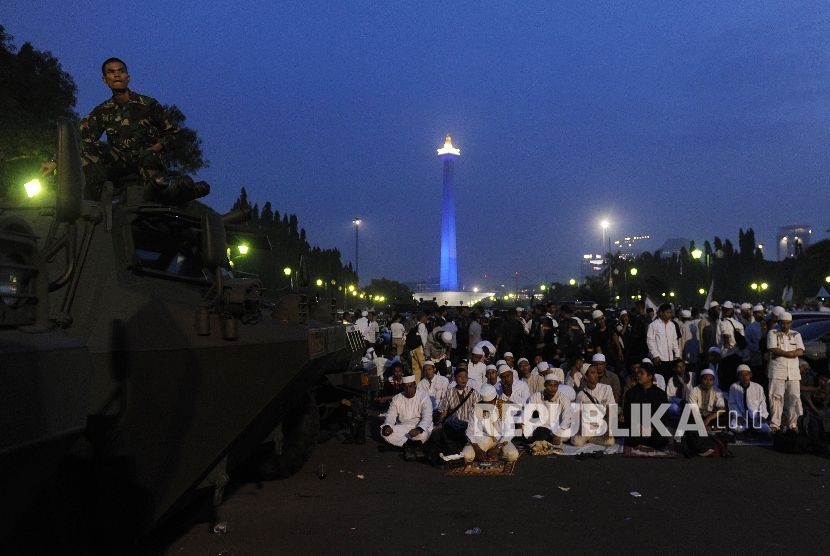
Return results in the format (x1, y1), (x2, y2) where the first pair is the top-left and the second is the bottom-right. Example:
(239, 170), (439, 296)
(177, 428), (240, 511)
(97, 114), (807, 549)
(79, 90), (179, 199)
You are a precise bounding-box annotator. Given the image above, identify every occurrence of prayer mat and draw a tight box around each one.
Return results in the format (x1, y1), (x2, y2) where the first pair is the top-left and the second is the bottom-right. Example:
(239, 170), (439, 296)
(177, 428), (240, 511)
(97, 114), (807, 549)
(556, 442), (623, 457)
(447, 457), (519, 476)
(622, 444), (681, 458)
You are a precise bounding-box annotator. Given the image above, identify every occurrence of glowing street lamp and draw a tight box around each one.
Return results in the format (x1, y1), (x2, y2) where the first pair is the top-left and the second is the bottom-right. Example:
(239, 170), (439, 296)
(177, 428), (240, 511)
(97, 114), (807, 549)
(691, 248), (703, 260)
(569, 278), (577, 286)
(283, 267), (292, 276)
(352, 218), (361, 282)
(698, 288), (706, 295)
(24, 179), (42, 198)
(629, 268), (638, 276)
(238, 244), (249, 255)
(316, 279), (323, 287)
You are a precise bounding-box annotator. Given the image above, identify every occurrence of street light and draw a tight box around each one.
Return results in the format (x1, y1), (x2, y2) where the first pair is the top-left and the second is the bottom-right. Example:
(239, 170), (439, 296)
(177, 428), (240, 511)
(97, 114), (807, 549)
(569, 278), (577, 286)
(691, 248), (703, 260)
(629, 267), (638, 276)
(352, 218), (361, 283)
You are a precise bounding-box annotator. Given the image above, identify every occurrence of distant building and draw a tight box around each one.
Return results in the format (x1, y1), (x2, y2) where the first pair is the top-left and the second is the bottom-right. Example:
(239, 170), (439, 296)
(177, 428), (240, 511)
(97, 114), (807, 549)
(581, 253), (604, 278)
(657, 237), (692, 258)
(777, 224), (811, 260)
(612, 235), (650, 259)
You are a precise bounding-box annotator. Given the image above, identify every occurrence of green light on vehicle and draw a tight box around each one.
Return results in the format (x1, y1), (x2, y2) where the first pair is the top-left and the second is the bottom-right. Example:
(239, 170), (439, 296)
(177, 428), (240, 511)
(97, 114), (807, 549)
(24, 179), (42, 198)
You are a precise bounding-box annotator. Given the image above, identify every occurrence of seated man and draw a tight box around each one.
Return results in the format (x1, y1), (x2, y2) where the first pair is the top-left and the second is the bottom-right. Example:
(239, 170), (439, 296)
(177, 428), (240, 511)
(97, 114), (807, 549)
(727, 364), (771, 433)
(524, 372), (573, 445)
(688, 369), (727, 431)
(571, 365), (616, 447)
(467, 346), (487, 390)
(623, 362), (670, 449)
(437, 367), (480, 431)
(485, 364), (500, 387)
(519, 357), (544, 395)
(381, 375), (433, 461)
(462, 384), (520, 463)
(417, 360), (449, 420)
(666, 359), (695, 424)
(593, 353), (622, 404)
(497, 364), (530, 405)
(376, 362), (404, 411)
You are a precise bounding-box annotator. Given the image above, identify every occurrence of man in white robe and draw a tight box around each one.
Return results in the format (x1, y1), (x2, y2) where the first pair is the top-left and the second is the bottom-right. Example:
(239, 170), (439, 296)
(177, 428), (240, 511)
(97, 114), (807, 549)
(461, 384), (520, 463)
(728, 364), (770, 433)
(382, 375), (433, 461)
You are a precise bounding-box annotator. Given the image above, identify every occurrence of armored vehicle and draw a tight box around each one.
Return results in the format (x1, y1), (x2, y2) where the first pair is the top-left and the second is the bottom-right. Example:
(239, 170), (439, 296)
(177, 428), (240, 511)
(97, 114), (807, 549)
(0, 121), (362, 549)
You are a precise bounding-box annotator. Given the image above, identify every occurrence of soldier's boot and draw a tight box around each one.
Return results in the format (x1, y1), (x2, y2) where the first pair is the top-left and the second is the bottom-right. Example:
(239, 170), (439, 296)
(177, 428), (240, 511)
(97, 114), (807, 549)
(141, 172), (172, 202)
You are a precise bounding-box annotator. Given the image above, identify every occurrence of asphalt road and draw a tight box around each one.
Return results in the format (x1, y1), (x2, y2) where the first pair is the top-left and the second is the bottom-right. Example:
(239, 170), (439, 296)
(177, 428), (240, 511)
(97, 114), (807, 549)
(151, 433), (830, 556)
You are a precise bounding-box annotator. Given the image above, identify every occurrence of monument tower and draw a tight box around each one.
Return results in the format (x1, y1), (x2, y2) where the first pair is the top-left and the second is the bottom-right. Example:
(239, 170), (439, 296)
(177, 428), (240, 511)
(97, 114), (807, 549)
(437, 134), (460, 290)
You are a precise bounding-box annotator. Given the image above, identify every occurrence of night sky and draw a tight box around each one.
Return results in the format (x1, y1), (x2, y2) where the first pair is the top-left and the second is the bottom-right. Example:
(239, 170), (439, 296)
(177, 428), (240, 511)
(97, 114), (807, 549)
(3, 1), (829, 291)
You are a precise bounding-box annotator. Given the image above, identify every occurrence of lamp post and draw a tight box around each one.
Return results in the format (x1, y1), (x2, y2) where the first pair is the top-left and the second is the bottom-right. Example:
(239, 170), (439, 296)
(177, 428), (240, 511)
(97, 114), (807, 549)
(284, 266), (293, 291)
(352, 218), (361, 284)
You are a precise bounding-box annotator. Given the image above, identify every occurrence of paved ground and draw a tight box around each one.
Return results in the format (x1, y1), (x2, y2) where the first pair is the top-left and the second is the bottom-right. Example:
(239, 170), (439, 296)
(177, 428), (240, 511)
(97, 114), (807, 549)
(149, 433), (830, 556)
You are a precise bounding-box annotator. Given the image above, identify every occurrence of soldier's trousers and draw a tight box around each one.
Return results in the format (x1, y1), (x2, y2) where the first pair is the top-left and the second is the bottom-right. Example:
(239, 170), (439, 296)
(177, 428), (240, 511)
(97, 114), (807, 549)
(82, 143), (165, 200)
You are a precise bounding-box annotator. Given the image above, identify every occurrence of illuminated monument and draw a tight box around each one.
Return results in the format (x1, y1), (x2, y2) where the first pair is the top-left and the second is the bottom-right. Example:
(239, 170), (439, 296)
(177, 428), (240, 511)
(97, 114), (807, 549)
(414, 134), (492, 306)
(437, 134), (460, 290)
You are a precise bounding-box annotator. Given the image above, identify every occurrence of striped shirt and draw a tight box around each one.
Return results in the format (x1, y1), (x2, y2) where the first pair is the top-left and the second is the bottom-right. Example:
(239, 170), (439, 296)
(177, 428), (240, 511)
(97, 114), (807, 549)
(439, 386), (479, 423)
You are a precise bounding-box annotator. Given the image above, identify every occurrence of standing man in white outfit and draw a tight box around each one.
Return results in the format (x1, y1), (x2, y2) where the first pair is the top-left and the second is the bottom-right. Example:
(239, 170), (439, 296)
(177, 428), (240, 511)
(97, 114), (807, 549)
(766, 312), (804, 432)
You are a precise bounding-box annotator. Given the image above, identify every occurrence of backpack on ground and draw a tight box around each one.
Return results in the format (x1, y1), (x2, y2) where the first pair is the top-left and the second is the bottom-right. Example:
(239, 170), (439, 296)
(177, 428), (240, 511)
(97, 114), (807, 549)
(797, 413), (830, 453)
(772, 429), (814, 454)
(680, 431), (715, 458)
(406, 324), (423, 350)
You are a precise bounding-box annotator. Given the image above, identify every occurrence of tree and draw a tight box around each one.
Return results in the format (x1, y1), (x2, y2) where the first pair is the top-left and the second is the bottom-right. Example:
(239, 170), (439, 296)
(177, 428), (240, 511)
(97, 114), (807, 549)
(163, 104), (209, 174)
(0, 26), (78, 188)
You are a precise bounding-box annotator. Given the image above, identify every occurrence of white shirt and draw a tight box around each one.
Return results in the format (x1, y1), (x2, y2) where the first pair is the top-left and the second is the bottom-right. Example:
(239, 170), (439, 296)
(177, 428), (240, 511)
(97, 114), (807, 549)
(466, 400), (514, 444)
(443, 321), (458, 349)
(522, 373), (546, 395)
(468, 361), (487, 387)
(390, 322), (405, 339)
(557, 383), (577, 402)
(575, 383), (615, 407)
(367, 320), (379, 343)
(355, 317), (370, 341)
(654, 374), (666, 391)
(524, 390), (573, 438)
(497, 379), (530, 405)
(728, 381), (769, 420)
(383, 391), (433, 432)
(717, 317), (745, 358)
(767, 329), (805, 380)
(417, 374), (449, 411)
(688, 385), (725, 414)
(647, 318), (680, 362)
(665, 373), (696, 402)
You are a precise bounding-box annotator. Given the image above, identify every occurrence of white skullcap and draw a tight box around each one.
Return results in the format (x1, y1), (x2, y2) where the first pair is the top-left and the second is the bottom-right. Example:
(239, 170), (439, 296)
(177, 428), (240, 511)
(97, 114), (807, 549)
(752, 304), (765, 312)
(544, 373), (560, 383)
(737, 364), (751, 374)
(479, 383), (497, 402)
(516, 307), (524, 312)
(485, 364), (497, 371)
(518, 357), (529, 364)
(641, 357), (653, 364)
(472, 346), (484, 356)
(722, 301), (734, 309)
(741, 303), (752, 310)
(592, 310), (604, 320)
(772, 306), (785, 316)
(536, 362), (550, 373)
(620, 310), (628, 316)
(709, 301), (720, 309)
(504, 352), (514, 358)
(780, 312), (793, 321)
(423, 360), (435, 368)
(709, 346), (721, 354)
(362, 310), (368, 317)
(581, 363), (592, 373)
(441, 331), (452, 344)
(700, 369), (715, 378)
(402, 375), (416, 383)
(592, 353), (606, 362)
(681, 310), (691, 318)
(496, 360), (507, 367)
(498, 364), (512, 375)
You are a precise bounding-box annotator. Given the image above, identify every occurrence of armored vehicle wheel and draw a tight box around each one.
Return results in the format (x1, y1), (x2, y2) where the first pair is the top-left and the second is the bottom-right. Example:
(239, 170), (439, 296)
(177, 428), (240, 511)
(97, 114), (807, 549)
(262, 391), (321, 479)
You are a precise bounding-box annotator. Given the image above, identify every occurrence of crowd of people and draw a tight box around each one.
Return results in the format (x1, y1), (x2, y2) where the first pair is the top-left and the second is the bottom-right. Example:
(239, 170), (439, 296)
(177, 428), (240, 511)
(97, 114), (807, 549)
(347, 300), (830, 463)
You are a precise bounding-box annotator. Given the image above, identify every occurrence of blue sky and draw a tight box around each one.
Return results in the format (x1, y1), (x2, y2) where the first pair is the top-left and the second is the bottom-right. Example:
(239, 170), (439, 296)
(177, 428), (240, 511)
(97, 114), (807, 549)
(3, 1), (829, 289)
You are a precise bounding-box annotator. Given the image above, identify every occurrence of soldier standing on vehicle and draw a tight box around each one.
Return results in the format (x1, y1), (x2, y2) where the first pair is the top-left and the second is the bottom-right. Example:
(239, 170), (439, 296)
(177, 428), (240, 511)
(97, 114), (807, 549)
(41, 58), (204, 203)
